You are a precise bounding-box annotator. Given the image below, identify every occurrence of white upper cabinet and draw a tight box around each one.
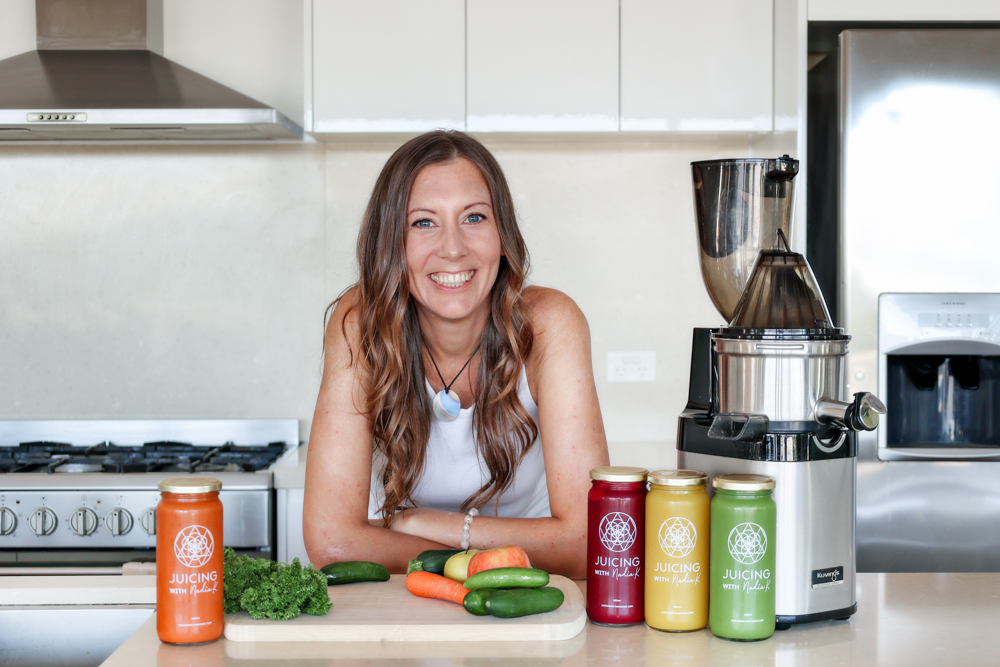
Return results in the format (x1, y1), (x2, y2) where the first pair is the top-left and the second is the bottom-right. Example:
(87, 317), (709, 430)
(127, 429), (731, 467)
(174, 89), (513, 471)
(309, 0), (782, 135)
(0, 0), (34, 60)
(809, 0), (1000, 20)
(312, 0), (465, 133)
(466, 0), (619, 132)
(621, 0), (773, 132)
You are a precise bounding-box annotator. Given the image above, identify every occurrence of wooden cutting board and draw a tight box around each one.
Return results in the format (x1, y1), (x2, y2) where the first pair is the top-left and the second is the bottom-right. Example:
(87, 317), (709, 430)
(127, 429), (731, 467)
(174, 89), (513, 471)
(223, 574), (586, 642)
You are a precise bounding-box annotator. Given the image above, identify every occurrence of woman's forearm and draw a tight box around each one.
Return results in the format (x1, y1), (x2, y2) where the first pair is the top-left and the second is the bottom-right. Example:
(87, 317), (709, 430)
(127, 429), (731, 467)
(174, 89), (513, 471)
(472, 515), (586, 579)
(305, 521), (449, 574)
(389, 509), (587, 578)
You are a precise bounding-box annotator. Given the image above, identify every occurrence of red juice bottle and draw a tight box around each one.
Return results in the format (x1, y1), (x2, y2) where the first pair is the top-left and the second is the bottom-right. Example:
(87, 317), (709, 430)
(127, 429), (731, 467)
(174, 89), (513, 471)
(586, 466), (648, 625)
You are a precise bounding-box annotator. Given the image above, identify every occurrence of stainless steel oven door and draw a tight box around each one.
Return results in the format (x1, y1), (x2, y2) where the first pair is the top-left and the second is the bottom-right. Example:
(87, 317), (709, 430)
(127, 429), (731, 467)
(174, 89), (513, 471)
(0, 486), (274, 569)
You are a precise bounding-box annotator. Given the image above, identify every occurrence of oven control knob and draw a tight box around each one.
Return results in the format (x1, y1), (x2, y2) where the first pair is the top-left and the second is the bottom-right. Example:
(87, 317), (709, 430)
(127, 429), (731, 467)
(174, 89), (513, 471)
(70, 508), (98, 536)
(139, 507), (156, 536)
(28, 508), (58, 536)
(105, 508), (134, 536)
(0, 508), (17, 536)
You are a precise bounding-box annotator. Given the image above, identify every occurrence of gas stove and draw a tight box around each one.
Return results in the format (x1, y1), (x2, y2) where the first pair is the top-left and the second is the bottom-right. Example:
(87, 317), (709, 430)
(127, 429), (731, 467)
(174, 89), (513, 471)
(0, 420), (299, 568)
(1, 441), (287, 475)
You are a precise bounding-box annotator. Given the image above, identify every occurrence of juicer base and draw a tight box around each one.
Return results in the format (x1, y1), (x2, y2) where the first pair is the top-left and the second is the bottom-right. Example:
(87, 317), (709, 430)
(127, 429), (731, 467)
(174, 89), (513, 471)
(677, 449), (858, 622)
(775, 602), (857, 629)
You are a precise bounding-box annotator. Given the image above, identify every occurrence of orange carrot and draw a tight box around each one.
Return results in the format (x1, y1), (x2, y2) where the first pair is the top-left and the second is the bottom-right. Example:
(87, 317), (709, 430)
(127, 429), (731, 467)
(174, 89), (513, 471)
(405, 571), (469, 605)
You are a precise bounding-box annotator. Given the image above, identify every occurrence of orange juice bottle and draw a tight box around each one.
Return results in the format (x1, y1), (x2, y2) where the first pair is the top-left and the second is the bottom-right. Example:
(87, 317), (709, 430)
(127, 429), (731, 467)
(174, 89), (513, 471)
(644, 470), (709, 631)
(156, 477), (224, 644)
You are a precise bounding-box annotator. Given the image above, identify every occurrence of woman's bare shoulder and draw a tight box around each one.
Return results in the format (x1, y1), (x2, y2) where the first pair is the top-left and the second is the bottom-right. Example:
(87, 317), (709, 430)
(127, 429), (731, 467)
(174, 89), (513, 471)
(325, 286), (362, 349)
(521, 287), (592, 382)
(321, 287), (370, 390)
(522, 286), (589, 340)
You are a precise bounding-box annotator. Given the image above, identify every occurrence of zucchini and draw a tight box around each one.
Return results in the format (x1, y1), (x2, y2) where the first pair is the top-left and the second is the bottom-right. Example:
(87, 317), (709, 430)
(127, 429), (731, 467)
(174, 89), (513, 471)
(463, 567), (549, 590)
(320, 561), (390, 585)
(409, 548), (465, 575)
(462, 588), (500, 616)
(485, 587), (565, 618)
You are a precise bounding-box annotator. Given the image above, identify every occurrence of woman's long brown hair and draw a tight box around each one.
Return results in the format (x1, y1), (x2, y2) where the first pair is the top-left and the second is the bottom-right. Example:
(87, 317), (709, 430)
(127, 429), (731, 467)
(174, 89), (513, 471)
(337, 130), (537, 524)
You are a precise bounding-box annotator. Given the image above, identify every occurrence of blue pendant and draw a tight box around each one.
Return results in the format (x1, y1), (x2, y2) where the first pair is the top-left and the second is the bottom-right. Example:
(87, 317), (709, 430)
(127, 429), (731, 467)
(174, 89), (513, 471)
(432, 389), (462, 422)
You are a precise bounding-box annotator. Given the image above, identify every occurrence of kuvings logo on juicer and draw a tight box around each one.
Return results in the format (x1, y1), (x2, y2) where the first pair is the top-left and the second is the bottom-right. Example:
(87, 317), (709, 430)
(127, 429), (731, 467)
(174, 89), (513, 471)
(598, 512), (637, 552)
(173, 524), (215, 568)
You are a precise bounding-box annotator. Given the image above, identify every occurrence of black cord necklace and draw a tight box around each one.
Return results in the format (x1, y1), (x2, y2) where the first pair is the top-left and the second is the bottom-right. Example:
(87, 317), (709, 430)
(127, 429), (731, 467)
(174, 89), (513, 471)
(424, 341), (479, 422)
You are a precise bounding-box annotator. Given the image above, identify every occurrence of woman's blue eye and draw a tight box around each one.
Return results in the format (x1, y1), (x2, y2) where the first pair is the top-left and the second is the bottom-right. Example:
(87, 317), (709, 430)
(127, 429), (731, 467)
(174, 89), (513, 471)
(466, 213), (485, 223)
(412, 219), (433, 228)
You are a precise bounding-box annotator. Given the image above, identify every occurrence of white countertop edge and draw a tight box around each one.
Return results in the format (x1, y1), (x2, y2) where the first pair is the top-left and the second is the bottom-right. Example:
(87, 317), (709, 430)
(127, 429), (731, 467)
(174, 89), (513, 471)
(0, 575), (156, 606)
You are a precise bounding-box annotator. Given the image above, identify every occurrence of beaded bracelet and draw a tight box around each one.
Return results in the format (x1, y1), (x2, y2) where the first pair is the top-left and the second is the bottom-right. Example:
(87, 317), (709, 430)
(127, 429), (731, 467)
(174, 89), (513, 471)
(460, 508), (479, 550)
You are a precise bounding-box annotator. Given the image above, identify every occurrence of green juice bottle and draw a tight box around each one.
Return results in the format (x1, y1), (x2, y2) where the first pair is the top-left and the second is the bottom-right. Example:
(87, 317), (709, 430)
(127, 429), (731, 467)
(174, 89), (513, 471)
(708, 474), (776, 641)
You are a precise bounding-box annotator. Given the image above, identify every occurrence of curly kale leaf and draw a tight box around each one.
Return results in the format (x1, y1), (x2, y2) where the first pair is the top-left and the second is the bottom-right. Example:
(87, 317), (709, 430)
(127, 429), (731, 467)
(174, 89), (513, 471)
(223, 547), (332, 620)
(222, 548), (272, 614)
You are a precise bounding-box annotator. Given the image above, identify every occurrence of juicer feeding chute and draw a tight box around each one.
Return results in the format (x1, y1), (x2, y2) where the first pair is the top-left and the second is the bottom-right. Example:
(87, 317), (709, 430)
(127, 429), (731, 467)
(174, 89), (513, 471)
(727, 234), (834, 330)
(692, 155), (798, 321)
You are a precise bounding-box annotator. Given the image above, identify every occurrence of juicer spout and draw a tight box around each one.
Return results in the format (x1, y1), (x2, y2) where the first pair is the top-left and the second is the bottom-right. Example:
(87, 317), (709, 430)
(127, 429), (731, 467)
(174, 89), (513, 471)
(815, 393), (886, 432)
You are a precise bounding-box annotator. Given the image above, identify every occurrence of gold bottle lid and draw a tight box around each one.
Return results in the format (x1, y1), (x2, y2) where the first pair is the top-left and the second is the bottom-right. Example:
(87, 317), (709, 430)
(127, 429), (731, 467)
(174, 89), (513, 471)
(712, 474), (775, 491)
(590, 466), (649, 482)
(158, 477), (223, 494)
(647, 469), (708, 487)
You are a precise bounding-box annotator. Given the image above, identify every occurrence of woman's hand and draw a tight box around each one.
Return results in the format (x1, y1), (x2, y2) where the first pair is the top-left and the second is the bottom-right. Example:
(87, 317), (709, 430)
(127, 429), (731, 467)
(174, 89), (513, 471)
(386, 508), (456, 542)
(385, 508), (420, 536)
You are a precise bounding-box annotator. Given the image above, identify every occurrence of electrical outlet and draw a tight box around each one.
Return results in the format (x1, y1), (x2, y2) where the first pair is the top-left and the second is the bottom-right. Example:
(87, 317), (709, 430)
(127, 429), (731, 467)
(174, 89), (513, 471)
(607, 351), (656, 383)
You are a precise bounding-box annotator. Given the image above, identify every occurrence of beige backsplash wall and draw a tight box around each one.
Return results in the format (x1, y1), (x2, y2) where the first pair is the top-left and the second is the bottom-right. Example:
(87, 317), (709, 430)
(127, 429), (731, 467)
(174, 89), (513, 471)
(0, 145), (328, 425)
(0, 133), (794, 472)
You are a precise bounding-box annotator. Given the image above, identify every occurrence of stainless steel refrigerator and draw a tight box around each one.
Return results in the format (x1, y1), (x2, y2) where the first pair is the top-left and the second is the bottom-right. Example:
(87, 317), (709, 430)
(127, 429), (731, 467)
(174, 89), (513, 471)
(810, 29), (1000, 572)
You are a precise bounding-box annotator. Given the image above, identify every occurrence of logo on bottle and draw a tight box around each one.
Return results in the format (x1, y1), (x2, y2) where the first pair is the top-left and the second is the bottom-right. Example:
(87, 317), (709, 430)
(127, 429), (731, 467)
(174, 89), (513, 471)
(658, 516), (697, 558)
(727, 522), (767, 564)
(598, 512), (637, 552)
(173, 524), (215, 568)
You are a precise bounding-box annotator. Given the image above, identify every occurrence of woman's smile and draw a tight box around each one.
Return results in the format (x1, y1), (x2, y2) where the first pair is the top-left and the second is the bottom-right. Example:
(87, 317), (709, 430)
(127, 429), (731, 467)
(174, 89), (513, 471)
(430, 270), (476, 288)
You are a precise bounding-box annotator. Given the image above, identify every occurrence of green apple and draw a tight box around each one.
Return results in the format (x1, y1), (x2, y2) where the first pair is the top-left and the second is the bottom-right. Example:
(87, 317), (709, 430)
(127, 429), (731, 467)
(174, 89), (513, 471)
(443, 549), (480, 582)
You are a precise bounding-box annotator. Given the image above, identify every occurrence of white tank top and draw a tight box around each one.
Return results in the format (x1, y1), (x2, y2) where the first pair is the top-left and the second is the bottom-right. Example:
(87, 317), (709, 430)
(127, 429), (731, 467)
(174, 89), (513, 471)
(368, 367), (551, 519)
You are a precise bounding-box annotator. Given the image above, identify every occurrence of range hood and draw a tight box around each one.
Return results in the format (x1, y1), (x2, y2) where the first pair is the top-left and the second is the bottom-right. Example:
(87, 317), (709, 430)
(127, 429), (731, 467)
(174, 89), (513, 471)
(0, 0), (303, 142)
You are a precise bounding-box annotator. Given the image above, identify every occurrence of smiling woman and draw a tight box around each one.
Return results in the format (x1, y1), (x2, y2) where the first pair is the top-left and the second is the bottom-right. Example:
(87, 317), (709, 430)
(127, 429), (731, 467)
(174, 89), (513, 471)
(303, 130), (609, 578)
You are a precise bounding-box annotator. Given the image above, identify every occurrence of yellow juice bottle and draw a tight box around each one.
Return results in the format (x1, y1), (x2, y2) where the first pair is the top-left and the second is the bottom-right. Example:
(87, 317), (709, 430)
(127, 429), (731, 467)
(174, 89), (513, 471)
(644, 470), (710, 631)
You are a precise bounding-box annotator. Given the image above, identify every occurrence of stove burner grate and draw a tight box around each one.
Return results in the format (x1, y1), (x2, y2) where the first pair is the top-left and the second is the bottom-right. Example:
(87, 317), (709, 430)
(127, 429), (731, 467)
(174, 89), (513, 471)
(0, 440), (287, 474)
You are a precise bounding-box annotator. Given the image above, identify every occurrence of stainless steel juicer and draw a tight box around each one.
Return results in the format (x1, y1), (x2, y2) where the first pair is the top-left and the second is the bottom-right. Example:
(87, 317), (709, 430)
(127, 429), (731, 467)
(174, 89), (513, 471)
(676, 156), (884, 628)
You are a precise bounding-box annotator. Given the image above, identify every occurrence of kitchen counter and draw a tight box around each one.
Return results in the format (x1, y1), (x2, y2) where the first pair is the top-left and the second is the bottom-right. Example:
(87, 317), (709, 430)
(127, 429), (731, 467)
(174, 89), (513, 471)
(0, 574), (155, 606)
(272, 442), (307, 489)
(94, 572), (1000, 666)
(0, 575), (156, 667)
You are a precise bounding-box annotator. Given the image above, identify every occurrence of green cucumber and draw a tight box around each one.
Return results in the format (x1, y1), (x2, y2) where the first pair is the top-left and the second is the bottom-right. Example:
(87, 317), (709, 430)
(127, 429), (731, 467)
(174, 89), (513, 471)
(462, 588), (500, 616)
(320, 561), (390, 585)
(485, 587), (565, 618)
(409, 548), (465, 575)
(463, 567), (549, 590)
